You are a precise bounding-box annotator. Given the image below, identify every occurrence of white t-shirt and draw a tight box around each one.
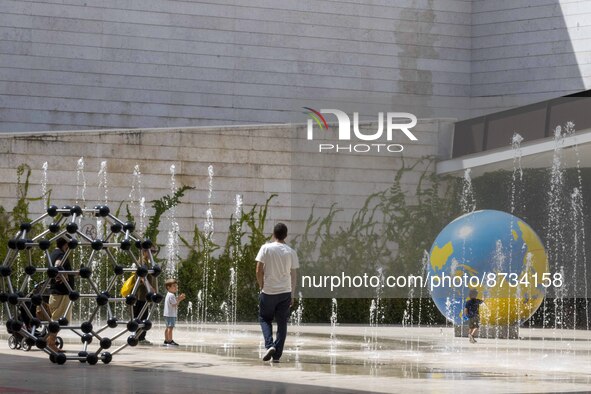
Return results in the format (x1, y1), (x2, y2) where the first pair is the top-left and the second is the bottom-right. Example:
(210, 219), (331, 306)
(163, 292), (178, 317)
(255, 241), (299, 295)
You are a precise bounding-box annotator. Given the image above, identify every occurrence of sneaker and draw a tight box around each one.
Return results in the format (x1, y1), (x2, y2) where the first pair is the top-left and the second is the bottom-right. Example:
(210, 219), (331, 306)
(139, 339), (152, 345)
(169, 340), (180, 346)
(262, 347), (276, 361)
(468, 334), (475, 343)
(272, 359), (280, 363)
(163, 341), (171, 346)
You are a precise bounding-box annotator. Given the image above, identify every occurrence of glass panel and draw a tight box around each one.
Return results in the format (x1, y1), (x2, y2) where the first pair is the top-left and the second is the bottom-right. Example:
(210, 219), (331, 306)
(548, 97), (591, 134)
(485, 104), (547, 150)
(452, 118), (485, 157)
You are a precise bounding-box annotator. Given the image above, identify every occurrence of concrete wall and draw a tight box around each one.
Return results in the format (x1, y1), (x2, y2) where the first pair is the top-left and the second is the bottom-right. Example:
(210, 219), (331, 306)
(0, 0), (472, 132)
(470, 0), (589, 117)
(0, 119), (453, 257)
(2, 1), (588, 132)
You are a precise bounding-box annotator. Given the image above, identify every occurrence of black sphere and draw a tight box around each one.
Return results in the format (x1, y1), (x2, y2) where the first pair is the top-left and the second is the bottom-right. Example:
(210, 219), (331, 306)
(127, 336), (139, 347)
(61, 206), (72, 217)
(71, 205), (83, 215)
(79, 266), (92, 279)
(100, 337), (112, 349)
(126, 320), (139, 332)
(143, 320), (152, 331)
(49, 354), (56, 363)
(56, 353), (67, 365)
(87, 353), (99, 365)
(20, 222), (32, 232)
(114, 265), (124, 275)
(8, 293), (19, 305)
(78, 351), (88, 363)
(24, 265), (37, 276)
(38, 239), (51, 250)
(96, 293), (109, 306)
(152, 265), (162, 277)
(66, 222), (78, 234)
(48, 321), (61, 334)
(151, 293), (164, 303)
(58, 317), (69, 326)
(11, 320), (23, 332)
(81, 334), (93, 344)
(68, 239), (79, 249)
(0, 266), (11, 277)
(31, 294), (42, 306)
(98, 205), (110, 217)
(107, 318), (118, 328)
(7, 239), (17, 249)
(120, 239), (131, 250)
(5, 319), (13, 333)
(0, 293), (8, 303)
(16, 239), (27, 250)
(36, 338), (47, 349)
(81, 321), (93, 334)
(125, 295), (137, 306)
(111, 223), (122, 233)
(30, 318), (41, 328)
(68, 291), (80, 302)
(136, 266), (148, 278)
(47, 205), (58, 217)
(47, 266), (59, 278)
(141, 239), (153, 250)
(146, 292), (154, 303)
(101, 352), (113, 364)
(123, 222), (135, 232)
(48, 223), (60, 233)
(25, 337), (35, 347)
(90, 239), (103, 251)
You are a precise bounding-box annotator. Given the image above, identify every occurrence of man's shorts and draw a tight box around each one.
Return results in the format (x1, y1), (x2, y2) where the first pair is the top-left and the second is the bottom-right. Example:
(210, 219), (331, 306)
(468, 315), (480, 329)
(164, 316), (176, 328)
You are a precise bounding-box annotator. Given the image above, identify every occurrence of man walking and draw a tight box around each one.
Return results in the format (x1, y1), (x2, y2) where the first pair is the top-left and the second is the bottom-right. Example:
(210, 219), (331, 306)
(255, 223), (299, 363)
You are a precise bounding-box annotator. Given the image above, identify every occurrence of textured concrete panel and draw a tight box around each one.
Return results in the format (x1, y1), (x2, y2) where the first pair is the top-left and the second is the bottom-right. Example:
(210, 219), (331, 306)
(0, 120), (450, 257)
(0, 0), (470, 132)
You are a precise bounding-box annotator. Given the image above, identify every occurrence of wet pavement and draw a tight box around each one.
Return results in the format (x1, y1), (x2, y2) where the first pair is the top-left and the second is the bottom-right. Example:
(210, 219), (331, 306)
(0, 352), (368, 393)
(1, 324), (591, 393)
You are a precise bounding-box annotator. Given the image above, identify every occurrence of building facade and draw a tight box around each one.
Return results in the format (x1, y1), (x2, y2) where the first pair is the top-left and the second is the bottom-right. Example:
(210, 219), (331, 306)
(1, 0), (589, 133)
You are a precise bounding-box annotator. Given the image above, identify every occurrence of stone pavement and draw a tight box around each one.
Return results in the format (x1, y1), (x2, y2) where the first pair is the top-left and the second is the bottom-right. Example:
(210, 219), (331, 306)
(1, 324), (591, 393)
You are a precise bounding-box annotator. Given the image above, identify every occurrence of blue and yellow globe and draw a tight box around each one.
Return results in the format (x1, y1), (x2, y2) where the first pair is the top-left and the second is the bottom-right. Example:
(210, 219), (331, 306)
(429, 210), (548, 326)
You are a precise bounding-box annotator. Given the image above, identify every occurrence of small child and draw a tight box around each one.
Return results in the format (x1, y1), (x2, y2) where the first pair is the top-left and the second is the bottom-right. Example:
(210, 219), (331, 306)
(163, 278), (185, 346)
(464, 289), (484, 343)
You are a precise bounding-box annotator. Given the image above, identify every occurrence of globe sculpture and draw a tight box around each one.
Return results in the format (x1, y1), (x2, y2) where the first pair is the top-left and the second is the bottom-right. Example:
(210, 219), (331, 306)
(429, 210), (548, 326)
(1, 205), (162, 365)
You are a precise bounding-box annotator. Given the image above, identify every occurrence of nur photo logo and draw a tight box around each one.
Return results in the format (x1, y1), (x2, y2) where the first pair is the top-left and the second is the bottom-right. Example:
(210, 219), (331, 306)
(304, 108), (418, 153)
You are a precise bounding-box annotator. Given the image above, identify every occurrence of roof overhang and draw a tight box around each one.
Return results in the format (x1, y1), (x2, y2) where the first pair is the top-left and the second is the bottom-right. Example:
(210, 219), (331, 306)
(436, 128), (591, 177)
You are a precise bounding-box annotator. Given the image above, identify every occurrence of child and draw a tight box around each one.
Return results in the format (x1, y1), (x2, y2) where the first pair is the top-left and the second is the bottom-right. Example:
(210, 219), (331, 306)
(464, 289), (484, 343)
(163, 278), (185, 346)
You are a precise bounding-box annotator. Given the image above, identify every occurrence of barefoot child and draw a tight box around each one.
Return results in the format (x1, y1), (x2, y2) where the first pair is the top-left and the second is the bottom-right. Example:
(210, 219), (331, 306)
(163, 278), (185, 346)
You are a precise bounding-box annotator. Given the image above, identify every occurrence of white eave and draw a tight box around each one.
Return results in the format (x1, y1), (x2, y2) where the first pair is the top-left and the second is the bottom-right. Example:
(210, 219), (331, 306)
(436, 128), (591, 177)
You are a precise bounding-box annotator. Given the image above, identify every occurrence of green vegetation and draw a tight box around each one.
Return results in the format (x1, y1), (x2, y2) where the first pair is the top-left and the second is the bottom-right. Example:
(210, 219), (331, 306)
(175, 158), (457, 325)
(1, 159), (460, 325)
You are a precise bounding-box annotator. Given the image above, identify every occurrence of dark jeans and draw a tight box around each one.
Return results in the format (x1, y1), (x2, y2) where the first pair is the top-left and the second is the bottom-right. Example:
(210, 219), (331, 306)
(258, 292), (291, 360)
(133, 300), (148, 340)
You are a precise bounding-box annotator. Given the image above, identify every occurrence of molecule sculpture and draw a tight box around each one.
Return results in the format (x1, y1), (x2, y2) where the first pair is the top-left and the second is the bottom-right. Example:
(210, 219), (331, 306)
(0, 204), (163, 365)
